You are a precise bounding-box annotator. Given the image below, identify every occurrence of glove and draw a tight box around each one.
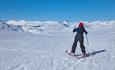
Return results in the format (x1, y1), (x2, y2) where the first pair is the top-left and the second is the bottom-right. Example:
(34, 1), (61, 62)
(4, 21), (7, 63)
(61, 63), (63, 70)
(85, 32), (88, 35)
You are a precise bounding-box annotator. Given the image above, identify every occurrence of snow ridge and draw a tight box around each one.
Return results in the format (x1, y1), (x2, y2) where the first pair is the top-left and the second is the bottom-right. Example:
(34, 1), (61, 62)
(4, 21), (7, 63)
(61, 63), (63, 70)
(0, 20), (115, 33)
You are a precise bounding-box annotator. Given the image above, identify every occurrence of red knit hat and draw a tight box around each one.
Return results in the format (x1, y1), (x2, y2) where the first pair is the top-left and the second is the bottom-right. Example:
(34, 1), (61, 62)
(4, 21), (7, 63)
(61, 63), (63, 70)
(79, 22), (84, 27)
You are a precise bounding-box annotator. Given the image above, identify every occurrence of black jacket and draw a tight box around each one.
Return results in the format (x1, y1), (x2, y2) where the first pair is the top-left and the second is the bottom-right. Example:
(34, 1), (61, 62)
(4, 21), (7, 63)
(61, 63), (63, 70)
(73, 26), (87, 38)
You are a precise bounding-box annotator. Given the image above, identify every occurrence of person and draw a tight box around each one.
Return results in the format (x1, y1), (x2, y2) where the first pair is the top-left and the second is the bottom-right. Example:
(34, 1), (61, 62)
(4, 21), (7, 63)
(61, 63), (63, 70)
(70, 21), (88, 57)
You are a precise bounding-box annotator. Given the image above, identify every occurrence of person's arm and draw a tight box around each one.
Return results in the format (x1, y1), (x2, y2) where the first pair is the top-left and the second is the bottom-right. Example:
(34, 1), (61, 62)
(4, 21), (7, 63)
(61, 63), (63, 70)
(73, 25), (78, 32)
(73, 28), (78, 32)
(83, 27), (88, 34)
(85, 30), (88, 35)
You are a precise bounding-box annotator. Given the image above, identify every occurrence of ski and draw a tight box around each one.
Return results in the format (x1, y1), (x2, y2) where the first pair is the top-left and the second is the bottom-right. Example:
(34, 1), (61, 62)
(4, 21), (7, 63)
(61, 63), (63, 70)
(65, 50), (91, 59)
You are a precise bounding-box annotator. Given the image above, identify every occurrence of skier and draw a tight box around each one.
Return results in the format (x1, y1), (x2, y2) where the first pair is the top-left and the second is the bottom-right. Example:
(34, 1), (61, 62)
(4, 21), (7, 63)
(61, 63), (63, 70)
(70, 22), (88, 57)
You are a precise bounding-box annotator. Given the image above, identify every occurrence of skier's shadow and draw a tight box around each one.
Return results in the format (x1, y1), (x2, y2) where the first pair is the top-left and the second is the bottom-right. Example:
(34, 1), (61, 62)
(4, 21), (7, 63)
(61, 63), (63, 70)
(90, 50), (106, 55)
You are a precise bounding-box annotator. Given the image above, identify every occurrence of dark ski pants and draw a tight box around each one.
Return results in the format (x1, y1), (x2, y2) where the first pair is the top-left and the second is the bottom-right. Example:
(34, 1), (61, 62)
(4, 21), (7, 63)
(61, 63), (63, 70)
(71, 36), (86, 54)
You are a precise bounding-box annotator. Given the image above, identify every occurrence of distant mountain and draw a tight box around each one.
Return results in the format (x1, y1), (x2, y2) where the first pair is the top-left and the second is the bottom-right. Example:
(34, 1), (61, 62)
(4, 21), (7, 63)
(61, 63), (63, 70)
(0, 20), (115, 33)
(5, 20), (72, 33)
(0, 20), (23, 32)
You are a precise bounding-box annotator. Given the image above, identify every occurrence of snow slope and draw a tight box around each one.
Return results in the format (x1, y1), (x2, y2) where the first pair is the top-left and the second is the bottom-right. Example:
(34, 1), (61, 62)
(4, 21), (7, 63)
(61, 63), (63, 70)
(0, 20), (115, 70)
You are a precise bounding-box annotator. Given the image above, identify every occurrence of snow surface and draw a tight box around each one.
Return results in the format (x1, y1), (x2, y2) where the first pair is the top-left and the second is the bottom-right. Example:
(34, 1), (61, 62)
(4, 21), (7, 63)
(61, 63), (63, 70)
(0, 20), (115, 70)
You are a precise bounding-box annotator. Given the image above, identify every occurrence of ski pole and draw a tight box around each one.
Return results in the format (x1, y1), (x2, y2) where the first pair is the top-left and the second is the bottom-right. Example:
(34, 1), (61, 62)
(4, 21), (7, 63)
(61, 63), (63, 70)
(86, 34), (89, 47)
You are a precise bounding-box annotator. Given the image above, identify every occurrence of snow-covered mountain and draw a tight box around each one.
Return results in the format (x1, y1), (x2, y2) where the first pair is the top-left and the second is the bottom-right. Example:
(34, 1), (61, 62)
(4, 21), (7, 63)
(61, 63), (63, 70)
(0, 20), (23, 32)
(0, 20), (115, 33)
(0, 20), (71, 33)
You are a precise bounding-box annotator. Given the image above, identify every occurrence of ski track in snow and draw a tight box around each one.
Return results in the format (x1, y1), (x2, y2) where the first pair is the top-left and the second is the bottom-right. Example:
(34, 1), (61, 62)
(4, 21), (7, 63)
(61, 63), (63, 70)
(0, 22), (115, 70)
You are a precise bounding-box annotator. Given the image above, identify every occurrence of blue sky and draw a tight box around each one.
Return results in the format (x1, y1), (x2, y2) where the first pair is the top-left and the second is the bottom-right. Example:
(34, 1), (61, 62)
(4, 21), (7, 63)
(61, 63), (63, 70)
(0, 0), (115, 21)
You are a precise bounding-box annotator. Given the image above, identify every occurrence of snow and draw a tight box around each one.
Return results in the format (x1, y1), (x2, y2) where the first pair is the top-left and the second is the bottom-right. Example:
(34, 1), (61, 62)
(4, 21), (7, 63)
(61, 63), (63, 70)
(0, 20), (115, 70)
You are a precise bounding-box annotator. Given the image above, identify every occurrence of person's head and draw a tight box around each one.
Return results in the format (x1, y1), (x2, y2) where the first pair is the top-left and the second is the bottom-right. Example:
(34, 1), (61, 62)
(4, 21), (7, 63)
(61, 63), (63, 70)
(79, 22), (84, 27)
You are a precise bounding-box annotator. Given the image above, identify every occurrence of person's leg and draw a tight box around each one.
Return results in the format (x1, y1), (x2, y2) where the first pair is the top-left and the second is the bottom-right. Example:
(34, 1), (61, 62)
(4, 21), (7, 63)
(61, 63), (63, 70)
(79, 38), (86, 54)
(71, 36), (78, 53)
